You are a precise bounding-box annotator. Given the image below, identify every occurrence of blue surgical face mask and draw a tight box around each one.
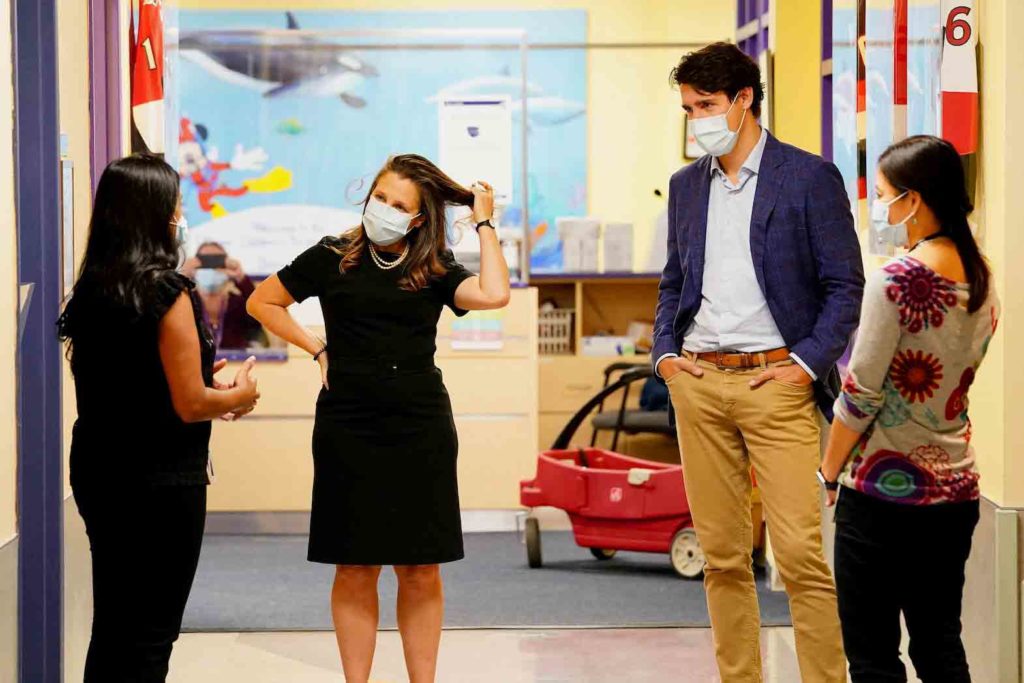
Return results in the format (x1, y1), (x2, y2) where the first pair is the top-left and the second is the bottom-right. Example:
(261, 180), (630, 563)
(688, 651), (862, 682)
(362, 197), (419, 246)
(871, 192), (916, 248)
(195, 268), (228, 293)
(690, 95), (747, 157)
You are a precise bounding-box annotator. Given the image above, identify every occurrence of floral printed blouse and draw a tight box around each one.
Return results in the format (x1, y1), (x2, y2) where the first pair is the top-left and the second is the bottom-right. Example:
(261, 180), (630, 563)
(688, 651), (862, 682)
(834, 256), (999, 505)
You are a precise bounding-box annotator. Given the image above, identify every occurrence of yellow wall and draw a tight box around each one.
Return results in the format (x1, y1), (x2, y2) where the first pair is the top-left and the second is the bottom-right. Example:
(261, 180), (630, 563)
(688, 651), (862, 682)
(972, 0), (1024, 507)
(772, 0), (821, 155)
(57, 3), (95, 680)
(0, 0), (17, 546)
(176, 0), (730, 45)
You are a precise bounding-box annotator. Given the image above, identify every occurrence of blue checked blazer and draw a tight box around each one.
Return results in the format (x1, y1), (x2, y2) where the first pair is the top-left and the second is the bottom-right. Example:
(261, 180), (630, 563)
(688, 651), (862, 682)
(653, 133), (865, 420)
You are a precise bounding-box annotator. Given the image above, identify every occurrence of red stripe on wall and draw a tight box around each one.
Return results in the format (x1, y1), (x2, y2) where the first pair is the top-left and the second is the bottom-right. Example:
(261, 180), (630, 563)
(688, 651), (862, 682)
(894, 0), (908, 105)
(941, 91), (979, 154)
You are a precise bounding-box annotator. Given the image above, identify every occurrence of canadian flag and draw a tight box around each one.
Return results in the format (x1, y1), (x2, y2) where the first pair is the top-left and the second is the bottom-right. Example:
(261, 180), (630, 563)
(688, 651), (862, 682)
(131, 0), (164, 154)
(940, 1), (978, 155)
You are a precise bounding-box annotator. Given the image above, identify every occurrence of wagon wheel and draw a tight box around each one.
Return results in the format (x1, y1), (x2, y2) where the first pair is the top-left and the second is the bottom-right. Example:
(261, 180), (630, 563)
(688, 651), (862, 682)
(525, 516), (542, 568)
(670, 528), (705, 579)
(589, 548), (617, 561)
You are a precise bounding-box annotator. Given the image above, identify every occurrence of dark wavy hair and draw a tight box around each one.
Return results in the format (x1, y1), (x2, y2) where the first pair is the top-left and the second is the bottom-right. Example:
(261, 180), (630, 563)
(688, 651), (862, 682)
(57, 153), (182, 356)
(878, 135), (990, 313)
(332, 154), (474, 291)
(670, 42), (764, 118)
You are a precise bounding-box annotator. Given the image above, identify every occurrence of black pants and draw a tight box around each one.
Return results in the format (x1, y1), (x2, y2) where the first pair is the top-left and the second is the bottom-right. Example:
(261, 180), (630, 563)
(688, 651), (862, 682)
(835, 487), (979, 683)
(72, 480), (207, 683)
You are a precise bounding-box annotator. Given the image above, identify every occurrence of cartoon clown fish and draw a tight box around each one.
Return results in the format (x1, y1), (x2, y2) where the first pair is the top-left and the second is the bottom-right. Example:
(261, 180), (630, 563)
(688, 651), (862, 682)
(178, 116), (293, 217)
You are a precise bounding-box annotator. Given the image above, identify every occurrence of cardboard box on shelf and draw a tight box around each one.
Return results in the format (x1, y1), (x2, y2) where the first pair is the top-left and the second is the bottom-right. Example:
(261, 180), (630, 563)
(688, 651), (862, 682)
(603, 222), (633, 273)
(557, 217), (600, 272)
(581, 335), (637, 357)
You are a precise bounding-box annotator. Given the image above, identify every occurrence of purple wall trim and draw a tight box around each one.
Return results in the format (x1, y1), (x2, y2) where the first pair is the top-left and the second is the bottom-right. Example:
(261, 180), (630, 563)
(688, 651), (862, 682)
(822, 0), (833, 57)
(737, 0), (769, 59)
(89, 0), (122, 191)
(822, 0), (834, 160)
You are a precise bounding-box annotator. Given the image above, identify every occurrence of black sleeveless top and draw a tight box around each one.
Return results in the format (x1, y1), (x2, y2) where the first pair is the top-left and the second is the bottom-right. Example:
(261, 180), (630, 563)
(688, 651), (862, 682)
(66, 272), (216, 486)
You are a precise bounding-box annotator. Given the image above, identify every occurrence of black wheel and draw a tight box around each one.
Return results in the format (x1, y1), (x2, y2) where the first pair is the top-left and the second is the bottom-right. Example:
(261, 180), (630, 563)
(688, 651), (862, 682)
(670, 527), (706, 579)
(589, 548), (617, 561)
(525, 516), (542, 568)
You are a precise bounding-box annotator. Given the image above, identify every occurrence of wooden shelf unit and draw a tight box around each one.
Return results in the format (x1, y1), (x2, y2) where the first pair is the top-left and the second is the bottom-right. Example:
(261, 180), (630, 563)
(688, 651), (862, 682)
(532, 274), (663, 454)
(532, 273), (660, 358)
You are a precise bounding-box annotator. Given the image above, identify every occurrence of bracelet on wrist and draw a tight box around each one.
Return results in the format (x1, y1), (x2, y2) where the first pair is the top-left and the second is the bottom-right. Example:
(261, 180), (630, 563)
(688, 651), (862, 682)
(816, 468), (839, 491)
(475, 219), (494, 232)
(313, 345), (327, 362)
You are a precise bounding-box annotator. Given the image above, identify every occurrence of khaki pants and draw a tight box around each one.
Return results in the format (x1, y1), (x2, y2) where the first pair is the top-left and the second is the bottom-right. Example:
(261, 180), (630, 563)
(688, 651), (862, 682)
(666, 356), (846, 683)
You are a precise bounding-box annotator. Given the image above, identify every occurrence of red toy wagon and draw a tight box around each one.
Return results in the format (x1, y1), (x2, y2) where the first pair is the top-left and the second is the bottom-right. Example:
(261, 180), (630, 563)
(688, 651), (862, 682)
(519, 365), (765, 579)
(520, 447), (706, 578)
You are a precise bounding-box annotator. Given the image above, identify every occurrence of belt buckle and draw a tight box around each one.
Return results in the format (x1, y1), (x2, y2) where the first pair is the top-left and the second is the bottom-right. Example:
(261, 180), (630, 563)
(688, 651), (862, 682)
(715, 351), (727, 369)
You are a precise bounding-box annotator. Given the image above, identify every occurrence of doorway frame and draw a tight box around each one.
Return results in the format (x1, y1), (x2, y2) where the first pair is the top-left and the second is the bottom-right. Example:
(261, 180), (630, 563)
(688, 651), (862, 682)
(13, 0), (64, 680)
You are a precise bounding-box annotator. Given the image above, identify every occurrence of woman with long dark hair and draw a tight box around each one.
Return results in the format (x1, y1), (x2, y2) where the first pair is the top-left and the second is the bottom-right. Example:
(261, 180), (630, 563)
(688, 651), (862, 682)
(819, 135), (998, 682)
(58, 154), (260, 682)
(247, 154), (510, 683)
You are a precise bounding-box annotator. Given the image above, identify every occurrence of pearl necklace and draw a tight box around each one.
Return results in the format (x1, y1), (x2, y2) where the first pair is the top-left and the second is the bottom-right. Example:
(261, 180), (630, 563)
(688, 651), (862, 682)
(368, 242), (409, 270)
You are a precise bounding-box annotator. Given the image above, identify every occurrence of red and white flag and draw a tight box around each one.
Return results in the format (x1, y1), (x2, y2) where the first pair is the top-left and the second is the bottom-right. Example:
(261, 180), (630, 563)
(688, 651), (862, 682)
(940, 0), (978, 155)
(131, 0), (165, 154)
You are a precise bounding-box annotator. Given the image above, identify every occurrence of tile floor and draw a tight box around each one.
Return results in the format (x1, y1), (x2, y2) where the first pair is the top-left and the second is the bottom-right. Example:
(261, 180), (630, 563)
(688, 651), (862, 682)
(171, 627), (812, 682)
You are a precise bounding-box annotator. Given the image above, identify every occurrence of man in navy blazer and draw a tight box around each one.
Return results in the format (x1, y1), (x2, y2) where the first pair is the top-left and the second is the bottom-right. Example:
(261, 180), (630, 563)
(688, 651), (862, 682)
(655, 44), (863, 682)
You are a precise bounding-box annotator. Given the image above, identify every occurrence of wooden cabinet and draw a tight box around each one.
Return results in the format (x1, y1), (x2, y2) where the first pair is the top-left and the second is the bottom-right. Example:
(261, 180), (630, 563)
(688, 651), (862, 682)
(539, 355), (625, 413)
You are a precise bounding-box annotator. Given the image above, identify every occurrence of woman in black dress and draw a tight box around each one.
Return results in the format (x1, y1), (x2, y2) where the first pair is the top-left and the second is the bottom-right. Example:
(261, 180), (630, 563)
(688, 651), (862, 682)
(248, 154), (510, 683)
(58, 154), (260, 682)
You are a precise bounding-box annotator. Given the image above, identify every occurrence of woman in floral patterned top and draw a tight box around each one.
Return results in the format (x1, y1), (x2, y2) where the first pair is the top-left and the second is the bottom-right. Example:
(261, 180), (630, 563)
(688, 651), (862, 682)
(820, 136), (998, 683)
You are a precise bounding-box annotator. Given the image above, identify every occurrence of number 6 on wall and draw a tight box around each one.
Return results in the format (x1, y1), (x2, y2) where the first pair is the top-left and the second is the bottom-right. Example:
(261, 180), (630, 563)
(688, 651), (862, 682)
(945, 5), (972, 47)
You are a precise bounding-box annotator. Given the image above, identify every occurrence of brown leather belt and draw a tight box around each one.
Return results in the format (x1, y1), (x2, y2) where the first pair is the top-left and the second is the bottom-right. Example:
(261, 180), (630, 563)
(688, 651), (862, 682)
(692, 347), (791, 369)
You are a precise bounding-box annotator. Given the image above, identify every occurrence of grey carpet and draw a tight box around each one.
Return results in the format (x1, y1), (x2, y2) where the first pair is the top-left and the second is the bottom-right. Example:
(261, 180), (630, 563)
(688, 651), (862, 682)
(182, 532), (791, 632)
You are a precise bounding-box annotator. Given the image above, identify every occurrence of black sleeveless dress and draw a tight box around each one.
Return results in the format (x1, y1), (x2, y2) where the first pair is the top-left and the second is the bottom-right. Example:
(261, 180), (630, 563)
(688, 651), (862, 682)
(277, 237), (474, 566)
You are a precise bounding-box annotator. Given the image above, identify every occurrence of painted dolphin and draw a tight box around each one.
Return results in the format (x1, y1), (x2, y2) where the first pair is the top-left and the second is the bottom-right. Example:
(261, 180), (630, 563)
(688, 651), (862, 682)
(426, 74), (585, 127)
(179, 12), (378, 107)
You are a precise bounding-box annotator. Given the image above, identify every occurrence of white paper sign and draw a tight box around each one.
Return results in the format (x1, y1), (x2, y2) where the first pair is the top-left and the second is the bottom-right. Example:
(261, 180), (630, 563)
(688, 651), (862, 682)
(186, 204), (363, 275)
(439, 96), (513, 204)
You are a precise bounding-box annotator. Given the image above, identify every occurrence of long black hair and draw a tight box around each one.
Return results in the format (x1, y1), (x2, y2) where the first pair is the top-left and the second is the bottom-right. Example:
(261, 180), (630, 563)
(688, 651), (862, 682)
(878, 135), (990, 313)
(57, 153), (182, 351)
